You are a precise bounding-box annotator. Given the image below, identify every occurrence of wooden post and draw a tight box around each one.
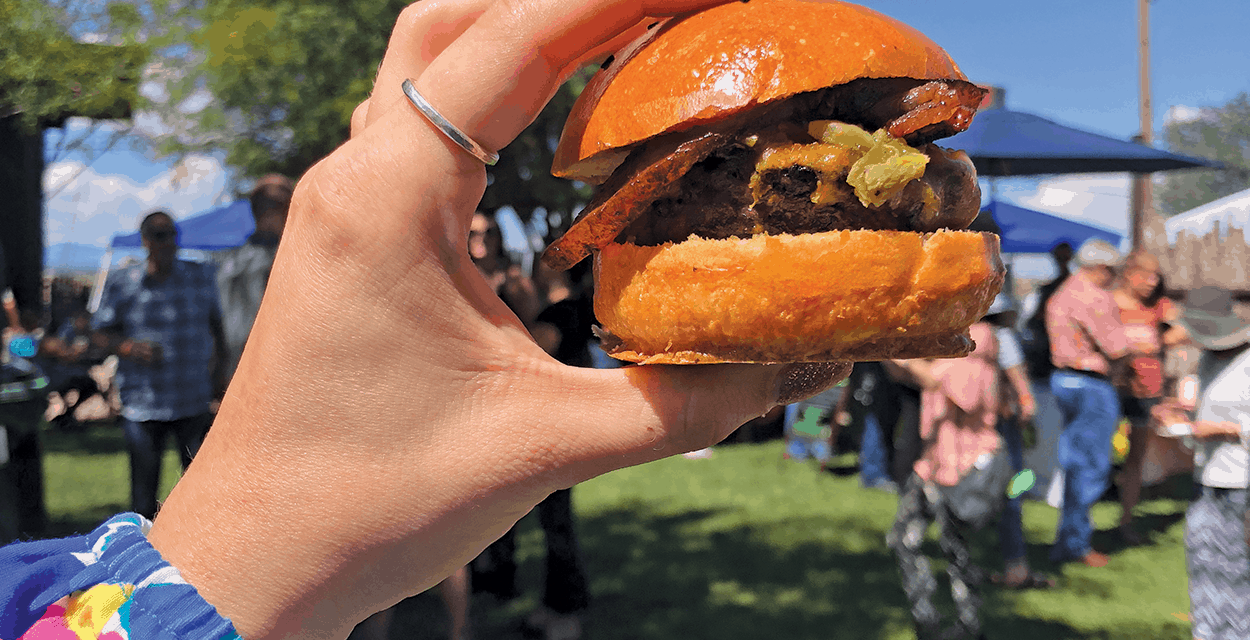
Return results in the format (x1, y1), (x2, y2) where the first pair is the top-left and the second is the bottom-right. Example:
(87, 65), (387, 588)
(1132, 0), (1153, 251)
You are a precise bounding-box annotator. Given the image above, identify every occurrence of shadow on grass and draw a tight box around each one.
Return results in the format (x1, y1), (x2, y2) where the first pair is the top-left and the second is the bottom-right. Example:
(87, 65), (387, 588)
(40, 420), (125, 456)
(385, 501), (1126, 640)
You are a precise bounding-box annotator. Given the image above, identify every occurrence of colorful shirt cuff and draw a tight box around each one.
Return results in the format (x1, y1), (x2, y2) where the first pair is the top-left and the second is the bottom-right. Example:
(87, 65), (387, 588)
(0, 513), (241, 640)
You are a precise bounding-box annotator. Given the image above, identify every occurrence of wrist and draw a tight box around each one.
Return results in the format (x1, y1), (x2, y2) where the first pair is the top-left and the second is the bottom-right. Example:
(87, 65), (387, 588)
(147, 411), (353, 640)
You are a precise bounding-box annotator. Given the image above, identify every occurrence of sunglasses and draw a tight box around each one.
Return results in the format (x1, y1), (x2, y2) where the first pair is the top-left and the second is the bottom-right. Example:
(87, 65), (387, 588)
(144, 229), (177, 242)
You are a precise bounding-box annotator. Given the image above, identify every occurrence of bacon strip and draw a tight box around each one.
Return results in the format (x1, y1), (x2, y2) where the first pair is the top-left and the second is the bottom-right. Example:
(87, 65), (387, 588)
(542, 130), (729, 271)
(885, 81), (987, 141)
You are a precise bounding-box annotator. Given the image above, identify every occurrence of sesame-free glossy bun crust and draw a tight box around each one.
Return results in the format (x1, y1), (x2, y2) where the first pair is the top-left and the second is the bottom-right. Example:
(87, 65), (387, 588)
(593, 229), (1004, 364)
(553, 0), (968, 182)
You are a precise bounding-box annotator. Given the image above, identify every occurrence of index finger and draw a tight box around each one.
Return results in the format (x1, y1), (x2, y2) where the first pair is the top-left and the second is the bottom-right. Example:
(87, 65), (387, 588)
(322, 0), (734, 256)
(416, 0), (732, 152)
(353, 0), (733, 174)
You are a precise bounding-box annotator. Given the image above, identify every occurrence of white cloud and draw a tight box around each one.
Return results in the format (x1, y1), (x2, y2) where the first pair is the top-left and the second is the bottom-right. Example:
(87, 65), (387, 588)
(43, 160), (88, 194)
(1166, 105), (1204, 124)
(44, 155), (230, 247)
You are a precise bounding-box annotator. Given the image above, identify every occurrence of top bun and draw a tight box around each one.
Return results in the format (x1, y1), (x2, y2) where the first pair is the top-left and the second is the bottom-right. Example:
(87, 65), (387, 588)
(552, 0), (970, 183)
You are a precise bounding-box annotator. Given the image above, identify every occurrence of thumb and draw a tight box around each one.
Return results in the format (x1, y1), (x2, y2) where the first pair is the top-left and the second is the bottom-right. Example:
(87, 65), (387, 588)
(541, 361), (850, 488)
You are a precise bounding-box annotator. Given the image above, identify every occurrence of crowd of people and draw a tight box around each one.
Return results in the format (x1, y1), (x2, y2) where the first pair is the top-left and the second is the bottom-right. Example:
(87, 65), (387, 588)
(3, 207), (1249, 640)
(5, 206), (1247, 640)
(2, 196), (1248, 640)
(784, 238), (1247, 639)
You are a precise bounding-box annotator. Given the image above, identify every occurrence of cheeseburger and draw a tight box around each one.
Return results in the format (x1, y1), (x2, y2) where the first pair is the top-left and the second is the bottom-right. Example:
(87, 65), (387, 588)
(541, 0), (1005, 364)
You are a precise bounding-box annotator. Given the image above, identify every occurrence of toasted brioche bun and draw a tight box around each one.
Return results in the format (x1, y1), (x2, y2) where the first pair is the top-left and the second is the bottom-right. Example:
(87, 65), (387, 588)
(593, 230), (1004, 364)
(553, 0), (969, 183)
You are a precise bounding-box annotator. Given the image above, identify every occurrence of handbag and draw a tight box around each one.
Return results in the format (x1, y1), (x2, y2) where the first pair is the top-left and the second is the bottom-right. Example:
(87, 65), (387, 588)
(939, 444), (1014, 530)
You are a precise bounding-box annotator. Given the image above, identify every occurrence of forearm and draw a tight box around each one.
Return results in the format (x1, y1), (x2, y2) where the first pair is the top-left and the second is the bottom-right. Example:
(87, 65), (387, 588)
(1195, 420), (1245, 440)
(1005, 366), (1034, 407)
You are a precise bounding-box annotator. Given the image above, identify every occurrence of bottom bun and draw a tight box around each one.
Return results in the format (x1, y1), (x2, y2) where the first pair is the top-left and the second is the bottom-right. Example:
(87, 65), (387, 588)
(593, 229), (1005, 364)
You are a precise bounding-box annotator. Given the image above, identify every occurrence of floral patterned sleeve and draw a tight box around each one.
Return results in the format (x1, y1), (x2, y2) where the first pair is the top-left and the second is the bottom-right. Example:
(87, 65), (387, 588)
(0, 514), (240, 640)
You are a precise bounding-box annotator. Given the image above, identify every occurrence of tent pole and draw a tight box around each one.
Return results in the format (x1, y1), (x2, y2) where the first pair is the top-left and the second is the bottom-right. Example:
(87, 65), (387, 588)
(88, 249), (112, 314)
(1131, 0), (1154, 252)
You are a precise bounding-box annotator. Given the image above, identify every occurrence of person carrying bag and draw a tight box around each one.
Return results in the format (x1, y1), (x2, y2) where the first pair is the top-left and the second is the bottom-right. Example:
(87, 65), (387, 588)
(887, 322), (1009, 640)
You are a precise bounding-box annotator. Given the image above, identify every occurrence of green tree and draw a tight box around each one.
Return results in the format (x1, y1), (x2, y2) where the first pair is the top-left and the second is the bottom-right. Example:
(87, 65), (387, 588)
(1, 0), (148, 171)
(1157, 93), (1250, 216)
(167, 1), (591, 234)
(0, 1), (145, 131)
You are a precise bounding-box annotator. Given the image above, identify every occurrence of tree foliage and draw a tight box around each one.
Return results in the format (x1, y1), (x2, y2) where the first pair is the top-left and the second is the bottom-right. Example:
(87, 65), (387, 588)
(171, 0), (591, 233)
(7, 0), (595, 233)
(1157, 93), (1250, 216)
(179, 1), (406, 180)
(0, 0), (146, 132)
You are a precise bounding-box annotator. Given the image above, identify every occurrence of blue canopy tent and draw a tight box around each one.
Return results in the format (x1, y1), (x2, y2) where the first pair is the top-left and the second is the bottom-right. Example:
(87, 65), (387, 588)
(90, 200), (254, 313)
(988, 200), (1123, 254)
(944, 108), (1217, 176)
(109, 200), (255, 250)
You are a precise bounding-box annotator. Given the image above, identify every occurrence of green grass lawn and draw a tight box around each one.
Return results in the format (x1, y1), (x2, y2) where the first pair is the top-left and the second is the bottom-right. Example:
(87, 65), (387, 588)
(42, 426), (1194, 639)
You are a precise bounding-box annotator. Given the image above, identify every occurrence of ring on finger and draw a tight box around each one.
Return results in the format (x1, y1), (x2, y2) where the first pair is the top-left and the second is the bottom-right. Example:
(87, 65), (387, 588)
(401, 78), (499, 166)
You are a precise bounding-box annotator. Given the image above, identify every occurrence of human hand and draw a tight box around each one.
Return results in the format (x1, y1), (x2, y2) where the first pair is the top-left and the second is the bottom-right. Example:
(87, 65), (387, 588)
(1018, 395), (1037, 422)
(1190, 420), (1241, 441)
(146, 2), (848, 639)
(1152, 401), (1191, 428)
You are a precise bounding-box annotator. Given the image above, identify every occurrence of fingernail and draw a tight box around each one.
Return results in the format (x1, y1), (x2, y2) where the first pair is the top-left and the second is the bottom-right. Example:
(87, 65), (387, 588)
(774, 362), (852, 406)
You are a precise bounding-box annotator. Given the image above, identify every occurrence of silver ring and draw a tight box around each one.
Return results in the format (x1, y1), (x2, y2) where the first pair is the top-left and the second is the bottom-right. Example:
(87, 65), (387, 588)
(401, 78), (499, 166)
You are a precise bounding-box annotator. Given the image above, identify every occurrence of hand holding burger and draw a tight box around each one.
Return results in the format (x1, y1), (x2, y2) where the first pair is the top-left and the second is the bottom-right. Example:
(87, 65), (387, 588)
(139, 2), (850, 638)
(2, 3), (997, 640)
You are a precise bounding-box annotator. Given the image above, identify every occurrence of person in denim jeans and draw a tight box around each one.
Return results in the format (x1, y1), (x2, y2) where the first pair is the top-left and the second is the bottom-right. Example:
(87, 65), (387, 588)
(1044, 239), (1146, 567)
(91, 212), (227, 520)
(846, 362), (922, 492)
(984, 292), (1054, 589)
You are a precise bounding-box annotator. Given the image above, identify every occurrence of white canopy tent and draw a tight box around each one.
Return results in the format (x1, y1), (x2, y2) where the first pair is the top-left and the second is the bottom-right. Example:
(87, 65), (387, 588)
(1165, 188), (1250, 243)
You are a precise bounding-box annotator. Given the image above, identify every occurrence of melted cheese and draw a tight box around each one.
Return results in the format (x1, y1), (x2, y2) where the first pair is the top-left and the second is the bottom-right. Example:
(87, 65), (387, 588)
(748, 122), (928, 209)
(749, 143), (858, 205)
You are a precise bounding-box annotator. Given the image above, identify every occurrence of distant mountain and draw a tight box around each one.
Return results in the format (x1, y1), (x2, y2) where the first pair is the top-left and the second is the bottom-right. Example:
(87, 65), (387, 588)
(45, 243), (109, 273)
(45, 243), (147, 274)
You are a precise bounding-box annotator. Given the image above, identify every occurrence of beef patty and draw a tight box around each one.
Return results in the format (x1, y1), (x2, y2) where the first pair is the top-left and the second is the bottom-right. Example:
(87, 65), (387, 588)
(617, 136), (979, 246)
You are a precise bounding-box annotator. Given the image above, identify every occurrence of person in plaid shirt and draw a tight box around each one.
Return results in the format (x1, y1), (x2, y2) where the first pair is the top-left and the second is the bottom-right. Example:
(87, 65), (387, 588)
(1045, 239), (1149, 568)
(91, 211), (227, 520)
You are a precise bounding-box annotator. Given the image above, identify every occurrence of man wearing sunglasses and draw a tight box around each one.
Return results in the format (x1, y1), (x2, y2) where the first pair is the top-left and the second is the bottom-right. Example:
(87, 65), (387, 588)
(91, 211), (227, 520)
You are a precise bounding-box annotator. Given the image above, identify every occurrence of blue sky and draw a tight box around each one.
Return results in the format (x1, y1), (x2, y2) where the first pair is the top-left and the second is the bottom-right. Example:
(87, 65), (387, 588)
(885, 0), (1250, 141)
(44, 0), (1250, 272)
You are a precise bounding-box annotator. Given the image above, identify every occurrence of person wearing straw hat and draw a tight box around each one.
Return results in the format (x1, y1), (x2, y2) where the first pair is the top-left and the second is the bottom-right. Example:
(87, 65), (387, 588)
(1156, 287), (1250, 640)
(1044, 239), (1151, 567)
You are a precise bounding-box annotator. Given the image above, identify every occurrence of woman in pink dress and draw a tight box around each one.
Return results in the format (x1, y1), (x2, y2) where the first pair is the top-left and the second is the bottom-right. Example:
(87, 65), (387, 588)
(888, 322), (1004, 640)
